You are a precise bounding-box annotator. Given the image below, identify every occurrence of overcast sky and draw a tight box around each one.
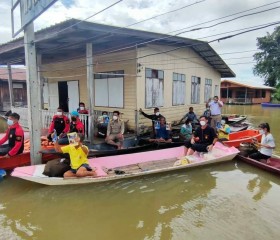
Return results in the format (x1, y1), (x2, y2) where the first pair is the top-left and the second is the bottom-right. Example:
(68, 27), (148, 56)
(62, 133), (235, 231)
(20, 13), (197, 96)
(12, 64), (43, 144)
(1, 0), (280, 85)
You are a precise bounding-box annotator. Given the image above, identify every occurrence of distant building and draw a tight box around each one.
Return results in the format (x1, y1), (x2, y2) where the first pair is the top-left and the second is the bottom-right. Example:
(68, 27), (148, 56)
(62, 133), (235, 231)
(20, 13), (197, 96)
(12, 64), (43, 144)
(221, 79), (275, 105)
(0, 68), (27, 111)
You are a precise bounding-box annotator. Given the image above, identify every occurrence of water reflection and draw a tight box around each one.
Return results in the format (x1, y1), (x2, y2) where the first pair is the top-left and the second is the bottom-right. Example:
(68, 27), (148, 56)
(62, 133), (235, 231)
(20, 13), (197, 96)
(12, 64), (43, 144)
(247, 176), (272, 201)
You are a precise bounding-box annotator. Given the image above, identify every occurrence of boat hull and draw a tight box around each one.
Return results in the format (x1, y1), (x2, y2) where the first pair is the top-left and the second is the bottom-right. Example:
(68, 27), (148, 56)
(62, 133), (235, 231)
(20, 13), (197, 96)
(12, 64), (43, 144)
(261, 103), (280, 107)
(12, 143), (239, 185)
(223, 129), (262, 148)
(237, 154), (280, 175)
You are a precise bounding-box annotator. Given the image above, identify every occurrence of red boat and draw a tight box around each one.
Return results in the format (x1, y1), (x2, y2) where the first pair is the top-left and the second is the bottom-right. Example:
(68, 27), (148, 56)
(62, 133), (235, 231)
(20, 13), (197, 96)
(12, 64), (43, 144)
(223, 129), (262, 148)
(238, 154), (280, 175)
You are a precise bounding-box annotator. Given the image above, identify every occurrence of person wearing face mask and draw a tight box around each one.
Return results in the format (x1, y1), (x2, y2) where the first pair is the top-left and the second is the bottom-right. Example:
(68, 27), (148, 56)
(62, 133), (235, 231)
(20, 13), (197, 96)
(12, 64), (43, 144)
(69, 111), (84, 134)
(149, 117), (172, 143)
(47, 107), (70, 141)
(105, 111), (125, 149)
(139, 107), (164, 137)
(96, 111), (110, 138)
(0, 112), (24, 157)
(185, 116), (218, 156)
(206, 96), (223, 129)
(179, 107), (198, 129)
(77, 102), (89, 114)
(217, 119), (231, 141)
(180, 118), (192, 141)
(249, 123), (275, 162)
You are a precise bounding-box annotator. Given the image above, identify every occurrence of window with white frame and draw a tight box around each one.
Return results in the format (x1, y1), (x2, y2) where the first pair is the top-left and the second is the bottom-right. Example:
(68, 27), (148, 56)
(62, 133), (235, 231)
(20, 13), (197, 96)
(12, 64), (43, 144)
(172, 73), (186, 105)
(191, 76), (200, 104)
(94, 70), (124, 108)
(145, 68), (164, 108)
(204, 78), (212, 102)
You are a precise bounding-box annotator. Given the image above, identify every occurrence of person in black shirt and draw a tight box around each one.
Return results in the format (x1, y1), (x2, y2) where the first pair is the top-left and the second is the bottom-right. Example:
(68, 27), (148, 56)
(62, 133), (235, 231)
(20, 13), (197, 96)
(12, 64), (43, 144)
(185, 116), (218, 155)
(139, 107), (164, 137)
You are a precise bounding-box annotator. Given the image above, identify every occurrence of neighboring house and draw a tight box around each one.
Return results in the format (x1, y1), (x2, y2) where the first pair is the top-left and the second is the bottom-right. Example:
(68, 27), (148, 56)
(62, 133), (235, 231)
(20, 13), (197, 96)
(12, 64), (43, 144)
(0, 67), (27, 111)
(0, 19), (235, 131)
(221, 79), (275, 104)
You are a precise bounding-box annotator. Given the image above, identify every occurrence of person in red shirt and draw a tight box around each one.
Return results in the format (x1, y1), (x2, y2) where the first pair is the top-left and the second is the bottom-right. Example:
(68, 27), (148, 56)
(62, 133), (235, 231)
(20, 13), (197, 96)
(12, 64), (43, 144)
(69, 111), (84, 134)
(47, 107), (70, 141)
(77, 102), (89, 114)
(0, 112), (24, 157)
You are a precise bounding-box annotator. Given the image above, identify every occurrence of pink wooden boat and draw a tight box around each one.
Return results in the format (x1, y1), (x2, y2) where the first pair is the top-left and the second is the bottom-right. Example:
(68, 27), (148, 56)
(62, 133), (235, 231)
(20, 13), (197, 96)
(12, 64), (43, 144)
(11, 142), (239, 185)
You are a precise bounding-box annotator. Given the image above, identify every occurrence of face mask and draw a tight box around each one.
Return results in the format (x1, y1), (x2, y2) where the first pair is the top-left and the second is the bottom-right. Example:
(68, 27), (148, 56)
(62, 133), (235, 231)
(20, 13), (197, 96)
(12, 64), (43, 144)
(80, 107), (85, 110)
(103, 114), (108, 118)
(259, 129), (264, 134)
(71, 117), (77, 121)
(155, 112), (160, 116)
(57, 112), (62, 116)
(200, 120), (206, 126)
(113, 116), (118, 120)
(7, 119), (14, 126)
(189, 123), (192, 126)
(214, 99), (218, 103)
(221, 120), (226, 125)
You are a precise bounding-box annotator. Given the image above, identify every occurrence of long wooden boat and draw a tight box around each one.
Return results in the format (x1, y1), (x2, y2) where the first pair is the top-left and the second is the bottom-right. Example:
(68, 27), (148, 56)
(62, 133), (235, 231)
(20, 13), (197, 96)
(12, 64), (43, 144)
(41, 137), (185, 159)
(223, 129), (262, 148)
(261, 102), (280, 108)
(230, 123), (249, 133)
(222, 114), (247, 125)
(11, 142), (239, 186)
(238, 154), (280, 175)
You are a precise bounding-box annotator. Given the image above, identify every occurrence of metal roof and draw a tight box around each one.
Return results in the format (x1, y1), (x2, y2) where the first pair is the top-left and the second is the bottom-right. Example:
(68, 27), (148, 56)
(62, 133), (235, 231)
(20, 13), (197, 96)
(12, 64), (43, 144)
(221, 79), (275, 90)
(0, 19), (235, 78)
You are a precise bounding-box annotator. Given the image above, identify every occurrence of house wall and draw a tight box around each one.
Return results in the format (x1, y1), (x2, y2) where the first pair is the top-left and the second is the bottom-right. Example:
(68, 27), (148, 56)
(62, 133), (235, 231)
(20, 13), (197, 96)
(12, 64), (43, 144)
(41, 44), (223, 131)
(41, 49), (137, 129)
(137, 44), (221, 126)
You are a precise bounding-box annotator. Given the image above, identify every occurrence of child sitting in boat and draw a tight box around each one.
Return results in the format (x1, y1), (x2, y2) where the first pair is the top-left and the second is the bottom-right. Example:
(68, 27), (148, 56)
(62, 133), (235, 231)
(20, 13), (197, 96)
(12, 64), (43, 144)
(180, 118), (192, 141)
(149, 117), (172, 143)
(54, 133), (97, 178)
(217, 119), (231, 140)
(249, 123), (275, 163)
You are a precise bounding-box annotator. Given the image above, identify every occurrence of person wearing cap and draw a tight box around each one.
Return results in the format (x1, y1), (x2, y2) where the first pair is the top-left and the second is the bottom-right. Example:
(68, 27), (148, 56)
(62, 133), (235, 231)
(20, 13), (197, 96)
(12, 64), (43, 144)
(217, 119), (231, 141)
(249, 123), (275, 162)
(139, 107), (164, 137)
(0, 112), (24, 157)
(69, 111), (84, 134)
(96, 111), (110, 138)
(47, 107), (70, 141)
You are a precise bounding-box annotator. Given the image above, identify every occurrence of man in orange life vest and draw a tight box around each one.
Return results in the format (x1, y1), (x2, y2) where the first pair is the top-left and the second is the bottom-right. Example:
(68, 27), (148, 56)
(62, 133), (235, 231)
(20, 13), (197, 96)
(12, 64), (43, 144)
(47, 107), (70, 141)
(0, 112), (24, 157)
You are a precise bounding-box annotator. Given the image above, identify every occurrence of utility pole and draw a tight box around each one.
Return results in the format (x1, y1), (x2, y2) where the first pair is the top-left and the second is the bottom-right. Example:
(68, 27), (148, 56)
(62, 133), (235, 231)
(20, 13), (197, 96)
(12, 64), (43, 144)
(86, 43), (95, 143)
(24, 23), (42, 165)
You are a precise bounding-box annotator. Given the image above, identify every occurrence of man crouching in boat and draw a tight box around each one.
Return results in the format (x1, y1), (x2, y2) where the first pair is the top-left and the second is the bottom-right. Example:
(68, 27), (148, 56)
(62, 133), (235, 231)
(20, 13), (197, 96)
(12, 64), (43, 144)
(185, 116), (218, 156)
(0, 112), (24, 157)
(54, 133), (97, 178)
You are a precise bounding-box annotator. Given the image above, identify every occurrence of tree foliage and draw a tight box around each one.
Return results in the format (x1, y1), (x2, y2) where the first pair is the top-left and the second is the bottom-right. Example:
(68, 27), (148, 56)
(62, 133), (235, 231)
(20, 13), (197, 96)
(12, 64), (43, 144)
(253, 26), (280, 87)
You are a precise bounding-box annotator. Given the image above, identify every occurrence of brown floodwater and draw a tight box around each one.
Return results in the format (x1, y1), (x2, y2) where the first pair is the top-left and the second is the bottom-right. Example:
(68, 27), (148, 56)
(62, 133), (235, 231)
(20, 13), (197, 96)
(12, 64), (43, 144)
(0, 105), (280, 240)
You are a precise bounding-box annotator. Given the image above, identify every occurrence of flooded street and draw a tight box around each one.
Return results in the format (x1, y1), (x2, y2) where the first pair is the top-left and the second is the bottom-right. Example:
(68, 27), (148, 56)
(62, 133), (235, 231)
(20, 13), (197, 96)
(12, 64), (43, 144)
(1, 105), (280, 240)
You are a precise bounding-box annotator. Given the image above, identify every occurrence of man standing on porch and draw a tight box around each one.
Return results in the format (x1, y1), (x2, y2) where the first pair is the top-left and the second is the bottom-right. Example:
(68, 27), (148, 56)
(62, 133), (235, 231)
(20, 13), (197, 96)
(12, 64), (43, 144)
(206, 96), (223, 129)
(105, 111), (124, 149)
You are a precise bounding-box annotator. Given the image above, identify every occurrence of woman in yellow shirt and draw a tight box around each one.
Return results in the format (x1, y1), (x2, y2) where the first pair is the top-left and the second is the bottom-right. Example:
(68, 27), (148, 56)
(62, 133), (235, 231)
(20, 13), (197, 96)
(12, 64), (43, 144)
(54, 133), (96, 178)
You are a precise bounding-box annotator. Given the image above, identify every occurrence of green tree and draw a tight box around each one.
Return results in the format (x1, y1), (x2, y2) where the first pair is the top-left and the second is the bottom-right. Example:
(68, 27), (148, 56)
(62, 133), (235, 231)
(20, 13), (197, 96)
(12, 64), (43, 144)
(272, 83), (280, 102)
(253, 26), (280, 87)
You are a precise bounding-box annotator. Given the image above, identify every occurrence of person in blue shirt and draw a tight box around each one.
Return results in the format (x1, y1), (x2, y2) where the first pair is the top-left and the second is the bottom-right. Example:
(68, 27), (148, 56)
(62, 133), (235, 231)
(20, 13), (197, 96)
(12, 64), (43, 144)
(96, 111), (110, 138)
(149, 117), (171, 143)
(180, 107), (198, 128)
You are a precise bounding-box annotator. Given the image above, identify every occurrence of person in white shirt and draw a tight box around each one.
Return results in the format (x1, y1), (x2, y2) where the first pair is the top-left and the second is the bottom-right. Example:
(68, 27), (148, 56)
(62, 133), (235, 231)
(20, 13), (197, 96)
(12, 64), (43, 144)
(249, 123), (275, 163)
(206, 96), (223, 129)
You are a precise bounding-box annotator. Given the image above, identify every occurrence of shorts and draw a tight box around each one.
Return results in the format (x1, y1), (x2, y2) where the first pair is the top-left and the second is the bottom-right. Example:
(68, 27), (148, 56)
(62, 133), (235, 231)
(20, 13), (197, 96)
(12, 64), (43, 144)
(70, 164), (92, 173)
(249, 151), (271, 160)
(190, 143), (210, 153)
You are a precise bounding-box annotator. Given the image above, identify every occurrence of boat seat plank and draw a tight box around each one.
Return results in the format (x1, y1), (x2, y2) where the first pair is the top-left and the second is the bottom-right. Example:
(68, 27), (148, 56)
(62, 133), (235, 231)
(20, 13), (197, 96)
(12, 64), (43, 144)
(138, 158), (178, 171)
